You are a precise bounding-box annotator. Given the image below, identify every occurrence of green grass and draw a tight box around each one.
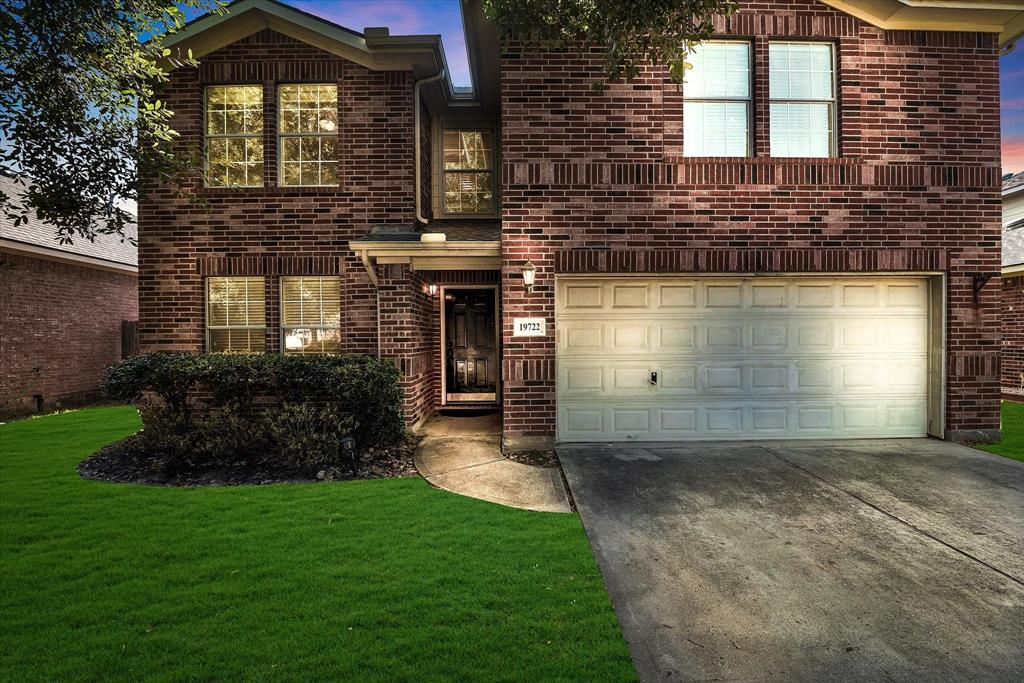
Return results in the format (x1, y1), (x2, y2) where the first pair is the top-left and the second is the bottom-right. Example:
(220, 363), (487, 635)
(976, 401), (1024, 462)
(0, 407), (635, 681)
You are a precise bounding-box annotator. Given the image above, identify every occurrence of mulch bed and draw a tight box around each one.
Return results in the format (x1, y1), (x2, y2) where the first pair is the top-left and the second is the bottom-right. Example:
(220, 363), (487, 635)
(78, 434), (421, 487)
(504, 448), (560, 468)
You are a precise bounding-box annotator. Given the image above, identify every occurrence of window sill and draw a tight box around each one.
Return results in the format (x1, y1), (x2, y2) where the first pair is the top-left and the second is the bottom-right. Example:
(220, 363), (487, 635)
(198, 185), (345, 196)
(665, 156), (857, 165)
(439, 213), (500, 220)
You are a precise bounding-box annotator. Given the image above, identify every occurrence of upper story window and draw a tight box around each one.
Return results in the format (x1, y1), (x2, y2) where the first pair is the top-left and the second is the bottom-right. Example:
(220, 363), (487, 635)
(280, 276), (342, 354)
(207, 277), (266, 352)
(769, 43), (836, 158)
(683, 41), (751, 157)
(443, 130), (494, 215)
(205, 85), (264, 187)
(279, 84), (339, 186)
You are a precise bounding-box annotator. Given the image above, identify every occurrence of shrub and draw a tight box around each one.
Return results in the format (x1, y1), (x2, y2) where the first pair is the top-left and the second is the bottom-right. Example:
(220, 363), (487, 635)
(262, 403), (355, 473)
(103, 353), (406, 471)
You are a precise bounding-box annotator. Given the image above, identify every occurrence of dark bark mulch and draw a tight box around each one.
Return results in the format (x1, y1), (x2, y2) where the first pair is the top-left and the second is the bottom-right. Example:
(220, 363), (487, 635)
(504, 448), (560, 468)
(78, 434), (421, 487)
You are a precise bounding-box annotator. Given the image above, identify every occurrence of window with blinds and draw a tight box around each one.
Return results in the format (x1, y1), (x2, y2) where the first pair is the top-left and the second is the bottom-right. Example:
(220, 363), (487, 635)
(207, 277), (266, 353)
(769, 42), (836, 158)
(443, 130), (494, 215)
(279, 84), (339, 186)
(281, 276), (342, 355)
(205, 85), (264, 187)
(683, 41), (752, 157)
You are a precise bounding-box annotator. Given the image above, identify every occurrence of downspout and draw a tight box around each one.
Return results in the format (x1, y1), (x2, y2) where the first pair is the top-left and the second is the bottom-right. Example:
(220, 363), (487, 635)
(415, 68), (445, 224)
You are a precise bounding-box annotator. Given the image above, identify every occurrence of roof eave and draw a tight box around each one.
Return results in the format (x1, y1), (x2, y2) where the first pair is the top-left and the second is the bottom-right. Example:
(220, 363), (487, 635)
(0, 239), (138, 274)
(159, 0), (449, 80)
(820, 0), (1024, 46)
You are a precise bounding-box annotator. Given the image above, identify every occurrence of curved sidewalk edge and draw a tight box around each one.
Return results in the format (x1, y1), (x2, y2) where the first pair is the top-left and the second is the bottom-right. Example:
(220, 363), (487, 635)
(414, 435), (572, 513)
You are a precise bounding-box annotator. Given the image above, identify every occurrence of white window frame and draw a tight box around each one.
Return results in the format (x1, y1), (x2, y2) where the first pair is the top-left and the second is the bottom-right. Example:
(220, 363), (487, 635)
(279, 276), (343, 355)
(441, 127), (496, 217)
(683, 40), (753, 158)
(203, 85), (265, 188)
(205, 276), (266, 353)
(768, 41), (838, 158)
(277, 83), (340, 187)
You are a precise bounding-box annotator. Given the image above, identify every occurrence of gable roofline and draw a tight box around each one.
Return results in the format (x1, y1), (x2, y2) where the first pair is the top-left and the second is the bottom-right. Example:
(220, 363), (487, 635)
(160, 0), (471, 102)
(820, 1), (1024, 47)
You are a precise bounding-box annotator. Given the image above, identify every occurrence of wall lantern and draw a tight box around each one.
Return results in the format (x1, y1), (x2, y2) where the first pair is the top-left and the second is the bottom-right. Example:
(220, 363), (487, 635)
(521, 261), (537, 293)
(427, 283), (439, 297)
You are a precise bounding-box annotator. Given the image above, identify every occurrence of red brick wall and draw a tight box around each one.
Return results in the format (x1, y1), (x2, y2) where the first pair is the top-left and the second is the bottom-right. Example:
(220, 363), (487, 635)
(1004, 276), (1024, 398)
(0, 252), (138, 417)
(138, 29), (415, 356)
(499, 0), (1002, 442)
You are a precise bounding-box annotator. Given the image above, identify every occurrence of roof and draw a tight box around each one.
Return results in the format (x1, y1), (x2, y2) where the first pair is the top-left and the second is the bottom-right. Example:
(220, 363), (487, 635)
(1006, 218), (1024, 269)
(161, 0), (469, 102)
(1004, 171), (1024, 196)
(353, 220), (500, 244)
(820, 1), (1024, 47)
(0, 174), (137, 270)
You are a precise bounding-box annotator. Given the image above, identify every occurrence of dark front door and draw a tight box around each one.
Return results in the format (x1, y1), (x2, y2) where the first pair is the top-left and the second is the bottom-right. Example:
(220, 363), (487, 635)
(445, 288), (497, 402)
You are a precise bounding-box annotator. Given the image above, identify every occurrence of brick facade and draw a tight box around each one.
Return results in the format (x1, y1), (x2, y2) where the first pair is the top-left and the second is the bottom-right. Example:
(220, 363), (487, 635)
(1003, 275), (1024, 398)
(139, 1), (1006, 441)
(499, 0), (1002, 442)
(139, 29), (415, 358)
(0, 253), (138, 417)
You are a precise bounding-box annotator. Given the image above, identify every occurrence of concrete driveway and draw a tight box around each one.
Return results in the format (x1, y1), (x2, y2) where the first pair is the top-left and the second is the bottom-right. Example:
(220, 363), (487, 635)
(558, 439), (1024, 682)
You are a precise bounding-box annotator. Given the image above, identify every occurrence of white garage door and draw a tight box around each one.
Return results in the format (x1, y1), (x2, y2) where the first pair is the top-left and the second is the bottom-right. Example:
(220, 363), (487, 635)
(556, 277), (931, 442)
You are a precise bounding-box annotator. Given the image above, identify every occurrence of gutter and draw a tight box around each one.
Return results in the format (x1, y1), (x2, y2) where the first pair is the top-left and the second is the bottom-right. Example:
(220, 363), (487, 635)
(414, 68), (446, 225)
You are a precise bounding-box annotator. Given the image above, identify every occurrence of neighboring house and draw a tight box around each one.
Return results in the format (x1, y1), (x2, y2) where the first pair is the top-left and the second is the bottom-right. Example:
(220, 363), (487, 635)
(141, 0), (1023, 446)
(0, 174), (138, 418)
(1003, 172), (1024, 399)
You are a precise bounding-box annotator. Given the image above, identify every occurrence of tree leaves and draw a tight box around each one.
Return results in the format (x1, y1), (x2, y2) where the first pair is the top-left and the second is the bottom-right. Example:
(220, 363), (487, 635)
(482, 0), (736, 92)
(0, 0), (220, 243)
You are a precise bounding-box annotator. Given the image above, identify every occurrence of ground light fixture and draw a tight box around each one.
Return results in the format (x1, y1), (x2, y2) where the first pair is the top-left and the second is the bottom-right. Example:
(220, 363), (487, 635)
(521, 261), (536, 293)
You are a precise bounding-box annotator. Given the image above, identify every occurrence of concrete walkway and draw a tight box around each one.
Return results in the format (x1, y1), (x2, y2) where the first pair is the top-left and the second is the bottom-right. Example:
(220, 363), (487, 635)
(414, 411), (571, 513)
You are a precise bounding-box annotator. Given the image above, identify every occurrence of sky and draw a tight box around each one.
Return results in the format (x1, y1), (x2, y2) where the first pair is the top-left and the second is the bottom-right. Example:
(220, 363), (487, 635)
(176, 0), (1024, 172)
(287, 1), (470, 84)
(1001, 47), (1024, 173)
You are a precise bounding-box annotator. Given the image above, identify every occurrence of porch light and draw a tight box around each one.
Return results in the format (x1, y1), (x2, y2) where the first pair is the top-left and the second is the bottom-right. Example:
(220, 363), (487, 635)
(521, 261), (537, 293)
(428, 283), (439, 297)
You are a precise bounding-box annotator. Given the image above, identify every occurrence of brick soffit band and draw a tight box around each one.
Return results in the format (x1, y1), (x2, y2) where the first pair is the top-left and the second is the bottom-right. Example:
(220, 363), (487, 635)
(554, 249), (949, 274)
(196, 255), (345, 276)
(504, 162), (1001, 189)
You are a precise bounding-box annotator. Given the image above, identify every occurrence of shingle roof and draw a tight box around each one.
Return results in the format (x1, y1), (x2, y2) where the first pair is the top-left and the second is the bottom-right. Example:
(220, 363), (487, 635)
(1003, 171), (1024, 194)
(0, 174), (137, 267)
(1005, 219), (1024, 268)
(353, 220), (500, 243)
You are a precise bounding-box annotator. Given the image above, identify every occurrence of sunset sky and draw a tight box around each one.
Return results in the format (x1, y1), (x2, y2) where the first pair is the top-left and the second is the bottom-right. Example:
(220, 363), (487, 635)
(194, 0), (1024, 172)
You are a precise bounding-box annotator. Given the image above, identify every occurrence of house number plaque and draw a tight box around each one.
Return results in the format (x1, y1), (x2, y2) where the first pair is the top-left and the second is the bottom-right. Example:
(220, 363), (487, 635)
(512, 317), (546, 337)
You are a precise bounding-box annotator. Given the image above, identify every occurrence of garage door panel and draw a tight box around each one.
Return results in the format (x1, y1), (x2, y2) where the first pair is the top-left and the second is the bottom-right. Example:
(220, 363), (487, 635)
(557, 399), (928, 441)
(560, 358), (929, 399)
(557, 276), (932, 442)
(561, 318), (926, 358)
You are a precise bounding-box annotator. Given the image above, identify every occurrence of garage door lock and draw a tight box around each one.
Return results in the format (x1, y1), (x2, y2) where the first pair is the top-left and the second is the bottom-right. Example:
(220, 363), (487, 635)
(650, 371), (658, 385)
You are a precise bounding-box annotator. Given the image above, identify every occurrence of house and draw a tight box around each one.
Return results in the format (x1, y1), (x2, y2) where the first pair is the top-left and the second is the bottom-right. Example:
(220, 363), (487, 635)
(1003, 172), (1024, 399)
(141, 0), (1023, 447)
(0, 173), (138, 418)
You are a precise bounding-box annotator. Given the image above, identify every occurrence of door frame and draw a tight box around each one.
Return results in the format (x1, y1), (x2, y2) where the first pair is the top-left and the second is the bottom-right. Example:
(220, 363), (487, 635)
(440, 284), (501, 406)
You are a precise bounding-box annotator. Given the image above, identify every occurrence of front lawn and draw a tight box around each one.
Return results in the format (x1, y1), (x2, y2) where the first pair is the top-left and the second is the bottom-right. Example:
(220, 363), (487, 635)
(0, 407), (635, 681)
(976, 401), (1024, 462)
